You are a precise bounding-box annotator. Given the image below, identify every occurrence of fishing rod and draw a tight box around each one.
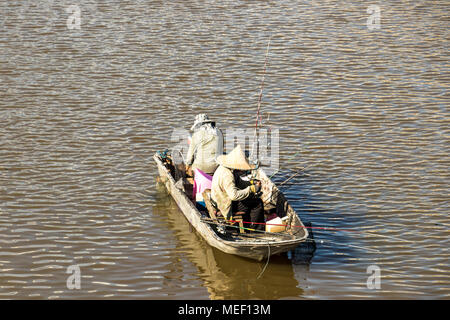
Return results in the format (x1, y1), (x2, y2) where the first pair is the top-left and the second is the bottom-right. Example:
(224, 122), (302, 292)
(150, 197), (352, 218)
(269, 151), (302, 179)
(201, 217), (294, 238)
(269, 159), (311, 181)
(250, 36), (271, 162)
(202, 219), (383, 258)
(204, 218), (382, 255)
(262, 166), (311, 206)
(202, 217), (379, 254)
(277, 170), (302, 187)
(226, 218), (413, 243)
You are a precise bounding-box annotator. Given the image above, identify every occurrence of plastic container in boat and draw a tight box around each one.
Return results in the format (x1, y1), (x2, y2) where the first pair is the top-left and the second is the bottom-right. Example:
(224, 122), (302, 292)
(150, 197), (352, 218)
(265, 216), (286, 233)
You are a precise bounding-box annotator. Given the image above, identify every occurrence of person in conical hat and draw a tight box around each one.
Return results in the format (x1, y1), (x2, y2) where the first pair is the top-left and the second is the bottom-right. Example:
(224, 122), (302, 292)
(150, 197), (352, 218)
(186, 113), (224, 175)
(211, 145), (265, 230)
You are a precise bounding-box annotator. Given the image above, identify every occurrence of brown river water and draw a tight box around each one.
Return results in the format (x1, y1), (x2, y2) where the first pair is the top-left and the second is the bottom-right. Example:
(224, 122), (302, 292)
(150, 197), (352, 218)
(0, 1), (449, 299)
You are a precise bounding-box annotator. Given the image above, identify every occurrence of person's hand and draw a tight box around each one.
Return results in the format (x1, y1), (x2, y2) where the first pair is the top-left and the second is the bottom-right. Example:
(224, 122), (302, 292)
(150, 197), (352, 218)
(250, 180), (262, 193)
(254, 180), (262, 193)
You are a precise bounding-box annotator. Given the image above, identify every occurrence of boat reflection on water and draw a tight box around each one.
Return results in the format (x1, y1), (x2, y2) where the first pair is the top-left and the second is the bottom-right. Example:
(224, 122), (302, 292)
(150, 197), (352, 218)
(153, 182), (315, 300)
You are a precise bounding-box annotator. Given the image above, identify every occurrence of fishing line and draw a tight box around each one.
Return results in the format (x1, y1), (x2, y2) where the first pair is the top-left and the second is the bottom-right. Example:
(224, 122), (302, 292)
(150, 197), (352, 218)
(257, 242), (271, 279)
(313, 238), (381, 253)
(226, 218), (413, 243)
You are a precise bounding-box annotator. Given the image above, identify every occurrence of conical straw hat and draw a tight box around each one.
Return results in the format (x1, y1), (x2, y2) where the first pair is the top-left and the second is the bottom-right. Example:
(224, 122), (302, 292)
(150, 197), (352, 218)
(216, 145), (256, 170)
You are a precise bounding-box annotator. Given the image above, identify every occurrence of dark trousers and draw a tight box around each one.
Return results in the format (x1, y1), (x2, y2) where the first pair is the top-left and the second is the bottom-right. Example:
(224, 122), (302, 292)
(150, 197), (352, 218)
(232, 196), (265, 231)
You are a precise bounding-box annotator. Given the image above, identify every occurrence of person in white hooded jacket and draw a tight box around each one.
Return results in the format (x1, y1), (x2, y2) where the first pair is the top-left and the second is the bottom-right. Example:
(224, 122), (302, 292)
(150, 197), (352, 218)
(186, 114), (224, 175)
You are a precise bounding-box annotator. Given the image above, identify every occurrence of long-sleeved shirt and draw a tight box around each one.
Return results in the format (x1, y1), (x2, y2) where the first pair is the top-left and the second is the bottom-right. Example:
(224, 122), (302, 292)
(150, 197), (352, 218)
(211, 165), (252, 219)
(186, 127), (223, 175)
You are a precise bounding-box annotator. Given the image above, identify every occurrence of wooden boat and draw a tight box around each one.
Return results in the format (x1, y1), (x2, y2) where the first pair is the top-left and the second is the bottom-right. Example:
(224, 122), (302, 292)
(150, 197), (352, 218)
(154, 150), (311, 261)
